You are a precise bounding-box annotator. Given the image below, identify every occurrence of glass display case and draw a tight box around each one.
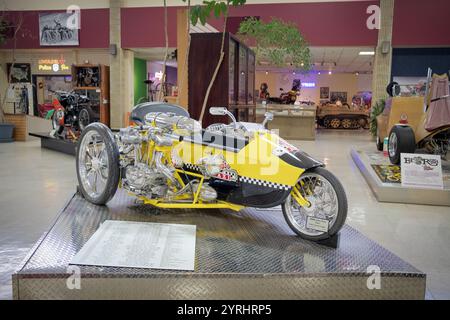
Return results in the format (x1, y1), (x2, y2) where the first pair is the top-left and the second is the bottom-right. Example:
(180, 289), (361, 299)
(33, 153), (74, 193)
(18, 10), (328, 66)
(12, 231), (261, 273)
(256, 103), (317, 140)
(228, 38), (237, 105)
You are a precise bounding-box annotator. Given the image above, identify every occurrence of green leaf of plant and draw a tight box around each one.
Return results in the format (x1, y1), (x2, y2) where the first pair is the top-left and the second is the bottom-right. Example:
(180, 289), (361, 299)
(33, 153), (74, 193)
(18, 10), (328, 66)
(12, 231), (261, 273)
(199, 9), (207, 25)
(220, 2), (228, 16)
(214, 4), (221, 18)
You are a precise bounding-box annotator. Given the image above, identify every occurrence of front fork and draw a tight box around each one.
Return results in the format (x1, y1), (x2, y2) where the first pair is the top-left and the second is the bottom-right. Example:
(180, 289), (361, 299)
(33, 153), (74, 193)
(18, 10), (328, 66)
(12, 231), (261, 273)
(291, 184), (311, 208)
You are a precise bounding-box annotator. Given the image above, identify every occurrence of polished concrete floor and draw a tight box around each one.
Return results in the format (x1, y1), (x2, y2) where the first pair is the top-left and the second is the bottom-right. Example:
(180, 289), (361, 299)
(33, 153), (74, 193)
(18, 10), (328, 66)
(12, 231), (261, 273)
(0, 130), (449, 299)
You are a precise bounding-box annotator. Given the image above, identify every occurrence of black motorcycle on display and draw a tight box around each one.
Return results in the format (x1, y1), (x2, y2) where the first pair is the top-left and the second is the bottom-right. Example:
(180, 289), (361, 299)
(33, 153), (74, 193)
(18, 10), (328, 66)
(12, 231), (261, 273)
(50, 90), (98, 137)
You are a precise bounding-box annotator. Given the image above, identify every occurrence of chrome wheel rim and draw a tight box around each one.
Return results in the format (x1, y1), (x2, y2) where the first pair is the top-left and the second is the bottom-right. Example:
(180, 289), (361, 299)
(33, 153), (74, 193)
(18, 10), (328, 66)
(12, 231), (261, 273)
(79, 109), (90, 131)
(78, 130), (109, 198)
(52, 110), (64, 129)
(285, 172), (339, 236)
(388, 132), (397, 158)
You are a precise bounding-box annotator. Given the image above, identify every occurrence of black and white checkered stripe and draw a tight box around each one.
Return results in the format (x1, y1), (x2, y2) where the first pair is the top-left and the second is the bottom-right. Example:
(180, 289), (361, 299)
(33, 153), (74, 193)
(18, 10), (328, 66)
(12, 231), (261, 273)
(183, 164), (290, 191)
(239, 176), (291, 191)
(184, 163), (202, 172)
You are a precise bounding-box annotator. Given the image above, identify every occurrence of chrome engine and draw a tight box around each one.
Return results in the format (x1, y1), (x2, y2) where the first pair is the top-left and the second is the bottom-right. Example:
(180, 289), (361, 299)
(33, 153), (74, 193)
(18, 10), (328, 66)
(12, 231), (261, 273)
(123, 163), (168, 197)
(117, 113), (217, 202)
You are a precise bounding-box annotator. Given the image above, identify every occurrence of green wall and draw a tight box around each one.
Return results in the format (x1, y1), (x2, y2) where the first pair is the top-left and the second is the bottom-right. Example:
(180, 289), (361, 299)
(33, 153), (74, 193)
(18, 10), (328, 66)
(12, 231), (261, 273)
(134, 58), (147, 105)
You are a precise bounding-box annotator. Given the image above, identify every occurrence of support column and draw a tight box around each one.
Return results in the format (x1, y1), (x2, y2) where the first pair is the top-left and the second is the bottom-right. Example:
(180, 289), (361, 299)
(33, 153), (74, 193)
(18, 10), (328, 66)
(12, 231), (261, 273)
(176, 8), (189, 109)
(371, 0), (395, 104)
(109, 0), (134, 129)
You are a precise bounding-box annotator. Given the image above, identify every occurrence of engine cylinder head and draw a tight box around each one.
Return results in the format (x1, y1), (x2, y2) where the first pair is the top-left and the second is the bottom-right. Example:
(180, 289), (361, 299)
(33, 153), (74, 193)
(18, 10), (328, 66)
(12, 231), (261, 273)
(144, 112), (201, 135)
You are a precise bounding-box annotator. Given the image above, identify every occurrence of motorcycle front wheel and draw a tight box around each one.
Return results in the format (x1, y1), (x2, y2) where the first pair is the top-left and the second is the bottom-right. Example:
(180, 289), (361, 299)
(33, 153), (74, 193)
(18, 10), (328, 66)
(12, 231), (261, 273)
(76, 122), (120, 205)
(282, 167), (347, 241)
(52, 109), (65, 135)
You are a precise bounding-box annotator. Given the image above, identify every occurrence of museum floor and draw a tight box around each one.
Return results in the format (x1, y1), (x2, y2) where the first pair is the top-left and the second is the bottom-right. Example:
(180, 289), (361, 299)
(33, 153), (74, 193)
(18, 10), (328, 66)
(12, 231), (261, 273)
(0, 130), (449, 300)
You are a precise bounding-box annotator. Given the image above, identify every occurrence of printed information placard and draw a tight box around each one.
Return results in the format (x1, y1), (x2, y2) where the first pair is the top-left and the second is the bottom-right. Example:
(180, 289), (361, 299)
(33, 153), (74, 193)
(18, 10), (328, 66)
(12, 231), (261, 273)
(71, 220), (196, 270)
(401, 153), (444, 189)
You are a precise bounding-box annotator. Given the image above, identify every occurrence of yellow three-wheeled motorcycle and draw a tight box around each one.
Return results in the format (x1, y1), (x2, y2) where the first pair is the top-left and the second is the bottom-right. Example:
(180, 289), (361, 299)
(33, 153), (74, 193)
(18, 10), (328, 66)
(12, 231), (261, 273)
(76, 103), (347, 241)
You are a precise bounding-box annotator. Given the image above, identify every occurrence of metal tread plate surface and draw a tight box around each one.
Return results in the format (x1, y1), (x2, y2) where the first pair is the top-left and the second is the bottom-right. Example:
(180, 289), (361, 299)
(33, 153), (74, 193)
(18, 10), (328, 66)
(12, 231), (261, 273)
(14, 189), (426, 299)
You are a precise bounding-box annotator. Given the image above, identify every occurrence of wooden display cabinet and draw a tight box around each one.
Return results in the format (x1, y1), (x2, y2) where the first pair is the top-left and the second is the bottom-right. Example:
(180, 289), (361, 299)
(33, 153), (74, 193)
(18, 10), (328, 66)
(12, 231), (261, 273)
(72, 64), (110, 126)
(188, 32), (256, 127)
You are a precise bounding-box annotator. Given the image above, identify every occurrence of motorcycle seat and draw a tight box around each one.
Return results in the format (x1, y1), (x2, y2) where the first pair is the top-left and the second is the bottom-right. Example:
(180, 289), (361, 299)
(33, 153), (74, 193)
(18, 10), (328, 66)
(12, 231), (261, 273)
(130, 102), (190, 125)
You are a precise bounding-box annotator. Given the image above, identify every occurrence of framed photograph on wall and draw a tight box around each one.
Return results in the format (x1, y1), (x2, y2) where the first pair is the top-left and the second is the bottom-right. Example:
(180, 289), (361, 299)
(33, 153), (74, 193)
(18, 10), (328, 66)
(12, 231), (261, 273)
(330, 91), (348, 103)
(320, 87), (329, 99)
(7, 63), (31, 83)
(39, 12), (79, 46)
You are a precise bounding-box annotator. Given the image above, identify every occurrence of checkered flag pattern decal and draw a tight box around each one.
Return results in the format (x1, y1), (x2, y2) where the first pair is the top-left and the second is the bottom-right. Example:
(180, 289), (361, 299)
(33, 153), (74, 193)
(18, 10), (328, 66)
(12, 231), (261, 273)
(183, 163), (291, 191)
(239, 176), (291, 191)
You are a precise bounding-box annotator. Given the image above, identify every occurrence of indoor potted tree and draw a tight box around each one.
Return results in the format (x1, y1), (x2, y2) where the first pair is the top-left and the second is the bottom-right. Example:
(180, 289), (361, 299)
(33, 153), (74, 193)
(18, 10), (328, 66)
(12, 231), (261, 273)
(237, 17), (312, 71)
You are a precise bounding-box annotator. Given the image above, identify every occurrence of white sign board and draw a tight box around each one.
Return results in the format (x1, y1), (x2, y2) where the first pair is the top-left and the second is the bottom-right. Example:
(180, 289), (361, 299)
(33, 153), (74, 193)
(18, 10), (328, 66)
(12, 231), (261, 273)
(401, 153), (444, 189)
(71, 220), (196, 271)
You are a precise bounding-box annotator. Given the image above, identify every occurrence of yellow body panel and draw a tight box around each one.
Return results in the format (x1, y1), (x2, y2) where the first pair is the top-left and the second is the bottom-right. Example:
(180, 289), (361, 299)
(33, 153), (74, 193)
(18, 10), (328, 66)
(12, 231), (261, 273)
(378, 96), (424, 140)
(378, 73), (449, 142)
(175, 131), (304, 187)
(123, 126), (310, 211)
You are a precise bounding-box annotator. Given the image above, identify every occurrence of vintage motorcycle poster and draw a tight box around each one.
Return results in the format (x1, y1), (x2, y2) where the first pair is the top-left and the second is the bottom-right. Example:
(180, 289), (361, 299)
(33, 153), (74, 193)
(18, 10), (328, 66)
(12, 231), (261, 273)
(39, 12), (79, 46)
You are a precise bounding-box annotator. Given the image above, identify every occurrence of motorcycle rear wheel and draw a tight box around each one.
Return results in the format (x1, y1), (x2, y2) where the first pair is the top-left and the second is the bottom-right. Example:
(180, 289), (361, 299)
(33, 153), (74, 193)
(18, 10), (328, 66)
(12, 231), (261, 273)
(76, 122), (120, 205)
(282, 167), (347, 241)
(78, 107), (94, 131)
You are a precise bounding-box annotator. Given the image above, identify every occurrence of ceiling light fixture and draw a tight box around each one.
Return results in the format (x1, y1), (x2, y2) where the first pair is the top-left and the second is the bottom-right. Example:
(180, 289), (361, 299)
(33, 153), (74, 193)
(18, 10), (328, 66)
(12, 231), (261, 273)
(328, 71), (332, 75)
(359, 51), (375, 56)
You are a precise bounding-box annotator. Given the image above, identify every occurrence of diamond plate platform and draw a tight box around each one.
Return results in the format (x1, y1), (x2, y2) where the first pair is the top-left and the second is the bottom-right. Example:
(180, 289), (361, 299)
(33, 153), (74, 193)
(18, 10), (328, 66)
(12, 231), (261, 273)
(351, 147), (450, 206)
(28, 132), (76, 156)
(13, 189), (426, 299)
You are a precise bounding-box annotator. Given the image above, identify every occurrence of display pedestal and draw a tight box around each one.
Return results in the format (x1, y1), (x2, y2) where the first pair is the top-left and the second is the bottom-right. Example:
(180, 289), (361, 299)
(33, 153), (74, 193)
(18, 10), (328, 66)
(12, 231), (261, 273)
(351, 147), (450, 206)
(13, 189), (426, 300)
(29, 132), (76, 156)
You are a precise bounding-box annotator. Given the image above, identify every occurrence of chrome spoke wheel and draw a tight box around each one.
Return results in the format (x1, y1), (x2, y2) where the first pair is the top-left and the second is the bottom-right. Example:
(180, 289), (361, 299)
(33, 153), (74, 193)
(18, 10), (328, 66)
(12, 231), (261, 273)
(388, 132), (397, 158)
(78, 130), (109, 199)
(284, 172), (339, 236)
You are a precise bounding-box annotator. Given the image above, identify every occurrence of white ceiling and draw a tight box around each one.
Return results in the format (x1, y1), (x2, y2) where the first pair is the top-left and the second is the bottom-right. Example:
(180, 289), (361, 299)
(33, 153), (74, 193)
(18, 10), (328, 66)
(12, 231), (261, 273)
(256, 46), (375, 74)
(133, 46), (375, 74)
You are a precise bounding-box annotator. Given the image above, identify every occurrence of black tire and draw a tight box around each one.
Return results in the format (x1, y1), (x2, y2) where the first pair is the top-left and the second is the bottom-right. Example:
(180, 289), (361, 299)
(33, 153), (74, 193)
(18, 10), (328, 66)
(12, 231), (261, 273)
(376, 135), (384, 151)
(78, 106), (95, 131)
(386, 81), (400, 97)
(376, 127), (384, 151)
(76, 122), (120, 205)
(388, 125), (416, 164)
(282, 167), (348, 241)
